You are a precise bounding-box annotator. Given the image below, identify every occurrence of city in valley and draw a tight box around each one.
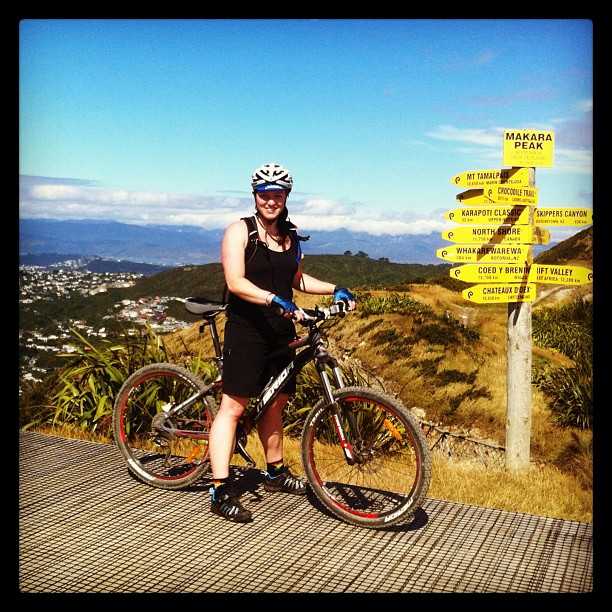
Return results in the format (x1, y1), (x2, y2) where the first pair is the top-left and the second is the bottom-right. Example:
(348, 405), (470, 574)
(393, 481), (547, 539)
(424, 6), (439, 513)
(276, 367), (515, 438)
(19, 263), (193, 394)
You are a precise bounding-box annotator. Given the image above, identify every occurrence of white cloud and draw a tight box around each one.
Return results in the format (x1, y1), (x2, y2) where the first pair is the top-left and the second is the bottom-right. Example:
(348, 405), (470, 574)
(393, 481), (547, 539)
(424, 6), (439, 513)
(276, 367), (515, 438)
(550, 147), (593, 175)
(426, 125), (504, 148)
(19, 176), (446, 236)
(576, 98), (593, 113)
(426, 115), (592, 176)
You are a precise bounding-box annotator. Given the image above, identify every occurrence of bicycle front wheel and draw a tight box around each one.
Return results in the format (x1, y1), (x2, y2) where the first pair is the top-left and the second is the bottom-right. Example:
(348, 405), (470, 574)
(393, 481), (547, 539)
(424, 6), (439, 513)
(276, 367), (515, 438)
(113, 363), (218, 490)
(301, 386), (431, 529)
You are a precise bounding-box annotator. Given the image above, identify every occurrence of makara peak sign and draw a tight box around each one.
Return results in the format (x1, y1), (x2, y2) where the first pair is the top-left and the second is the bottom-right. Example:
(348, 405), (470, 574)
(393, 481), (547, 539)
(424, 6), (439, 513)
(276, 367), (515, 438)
(502, 129), (554, 168)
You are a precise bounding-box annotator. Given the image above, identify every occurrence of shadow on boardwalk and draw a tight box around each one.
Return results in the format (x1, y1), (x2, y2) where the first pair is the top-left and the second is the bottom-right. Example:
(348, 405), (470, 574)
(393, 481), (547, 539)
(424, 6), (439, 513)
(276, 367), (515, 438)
(19, 431), (592, 593)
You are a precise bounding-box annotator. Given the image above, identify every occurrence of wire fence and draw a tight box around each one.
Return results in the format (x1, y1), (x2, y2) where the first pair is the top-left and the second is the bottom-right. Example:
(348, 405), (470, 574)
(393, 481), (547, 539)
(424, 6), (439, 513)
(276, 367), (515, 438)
(417, 416), (506, 467)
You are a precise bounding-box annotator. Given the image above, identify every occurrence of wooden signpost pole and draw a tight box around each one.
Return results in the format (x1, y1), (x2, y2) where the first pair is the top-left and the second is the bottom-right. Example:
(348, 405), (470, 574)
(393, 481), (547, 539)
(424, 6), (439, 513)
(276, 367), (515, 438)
(505, 167), (535, 472)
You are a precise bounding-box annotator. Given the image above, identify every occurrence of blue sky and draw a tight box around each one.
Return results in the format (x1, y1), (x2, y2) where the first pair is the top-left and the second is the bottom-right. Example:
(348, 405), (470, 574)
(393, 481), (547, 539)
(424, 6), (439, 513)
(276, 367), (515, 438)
(19, 19), (593, 242)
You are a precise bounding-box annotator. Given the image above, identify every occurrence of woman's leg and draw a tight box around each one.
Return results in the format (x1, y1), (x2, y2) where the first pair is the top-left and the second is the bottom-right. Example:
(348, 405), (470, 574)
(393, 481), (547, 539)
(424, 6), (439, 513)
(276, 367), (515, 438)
(208, 393), (249, 479)
(257, 393), (289, 464)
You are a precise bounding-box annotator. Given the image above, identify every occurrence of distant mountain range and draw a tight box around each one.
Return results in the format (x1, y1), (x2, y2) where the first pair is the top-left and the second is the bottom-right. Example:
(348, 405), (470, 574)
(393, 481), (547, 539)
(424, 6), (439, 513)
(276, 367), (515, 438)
(19, 217), (560, 266)
(534, 226), (592, 266)
(19, 253), (169, 276)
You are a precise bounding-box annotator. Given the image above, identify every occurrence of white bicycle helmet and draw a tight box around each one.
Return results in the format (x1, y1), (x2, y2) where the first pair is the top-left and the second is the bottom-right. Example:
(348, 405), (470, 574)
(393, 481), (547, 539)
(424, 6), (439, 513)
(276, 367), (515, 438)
(251, 162), (293, 193)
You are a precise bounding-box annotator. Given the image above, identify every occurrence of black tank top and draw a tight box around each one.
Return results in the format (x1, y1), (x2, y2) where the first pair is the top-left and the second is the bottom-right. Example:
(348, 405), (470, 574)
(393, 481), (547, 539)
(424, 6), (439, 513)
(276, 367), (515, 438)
(227, 219), (299, 332)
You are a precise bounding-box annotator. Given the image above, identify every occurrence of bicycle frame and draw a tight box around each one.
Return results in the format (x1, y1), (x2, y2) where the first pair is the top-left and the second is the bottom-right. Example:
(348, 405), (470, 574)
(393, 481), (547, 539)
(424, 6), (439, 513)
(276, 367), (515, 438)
(163, 306), (357, 466)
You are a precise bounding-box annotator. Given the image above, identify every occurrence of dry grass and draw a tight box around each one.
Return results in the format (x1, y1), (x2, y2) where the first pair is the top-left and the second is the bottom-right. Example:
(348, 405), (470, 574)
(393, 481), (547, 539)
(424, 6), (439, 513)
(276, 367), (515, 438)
(26, 285), (592, 524)
(27, 423), (591, 523)
(238, 432), (591, 523)
(428, 453), (592, 523)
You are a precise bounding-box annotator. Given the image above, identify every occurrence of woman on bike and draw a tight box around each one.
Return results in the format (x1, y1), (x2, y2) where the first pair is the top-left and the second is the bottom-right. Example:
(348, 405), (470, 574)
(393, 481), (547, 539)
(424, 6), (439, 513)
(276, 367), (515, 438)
(209, 162), (356, 522)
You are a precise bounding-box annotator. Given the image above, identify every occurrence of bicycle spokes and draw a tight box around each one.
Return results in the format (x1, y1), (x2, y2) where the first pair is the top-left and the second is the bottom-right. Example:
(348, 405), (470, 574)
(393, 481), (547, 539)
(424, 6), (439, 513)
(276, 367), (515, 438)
(305, 393), (424, 523)
(117, 369), (214, 483)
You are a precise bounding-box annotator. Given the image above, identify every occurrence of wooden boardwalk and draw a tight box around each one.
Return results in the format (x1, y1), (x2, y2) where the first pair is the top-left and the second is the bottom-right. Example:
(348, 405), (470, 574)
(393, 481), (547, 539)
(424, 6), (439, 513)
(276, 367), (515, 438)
(19, 431), (592, 593)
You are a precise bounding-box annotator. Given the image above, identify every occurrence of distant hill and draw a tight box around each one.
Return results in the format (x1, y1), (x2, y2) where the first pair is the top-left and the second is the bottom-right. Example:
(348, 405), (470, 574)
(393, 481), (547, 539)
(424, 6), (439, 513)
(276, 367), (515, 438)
(19, 253), (85, 267)
(84, 258), (169, 276)
(19, 219), (224, 266)
(20, 217), (454, 265)
(19, 253), (169, 276)
(534, 226), (592, 265)
(120, 255), (453, 304)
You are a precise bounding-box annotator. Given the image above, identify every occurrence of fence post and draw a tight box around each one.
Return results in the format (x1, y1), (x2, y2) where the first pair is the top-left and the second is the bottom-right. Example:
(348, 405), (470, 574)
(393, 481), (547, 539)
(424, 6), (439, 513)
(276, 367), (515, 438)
(505, 167), (535, 472)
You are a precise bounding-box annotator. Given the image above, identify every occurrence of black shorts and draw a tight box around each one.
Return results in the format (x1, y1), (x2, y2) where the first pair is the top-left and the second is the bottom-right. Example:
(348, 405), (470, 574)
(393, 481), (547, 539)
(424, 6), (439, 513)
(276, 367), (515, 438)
(222, 314), (297, 398)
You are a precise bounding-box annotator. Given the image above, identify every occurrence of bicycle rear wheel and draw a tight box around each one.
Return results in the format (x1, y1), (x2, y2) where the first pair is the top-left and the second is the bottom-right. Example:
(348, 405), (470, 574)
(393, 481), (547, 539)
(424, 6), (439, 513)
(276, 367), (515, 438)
(113, 363), (219, 489)
(301, 386), (431, 529)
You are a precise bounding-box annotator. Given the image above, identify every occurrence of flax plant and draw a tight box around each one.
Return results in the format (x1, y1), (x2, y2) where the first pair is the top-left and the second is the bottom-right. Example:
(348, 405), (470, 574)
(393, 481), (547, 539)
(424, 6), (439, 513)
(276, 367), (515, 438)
(35, 324), (218, 436)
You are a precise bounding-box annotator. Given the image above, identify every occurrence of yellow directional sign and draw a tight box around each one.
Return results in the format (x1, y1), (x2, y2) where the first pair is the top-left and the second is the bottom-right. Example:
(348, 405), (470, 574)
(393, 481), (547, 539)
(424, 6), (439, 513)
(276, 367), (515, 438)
(462, 283), (536, 304)
(445, 205), (531, 225)
(436, 245), (531, 264)
(531, 264), (593, 286)
(456, 186), (538, 206)
(451, 263), (532, 283)
(456, 189), (492, 205)
(535, 207), (593, 227)
(450, 263), (593, 285)
(503, 129), (555, 168)
(441, 225), (549, 245)
(450, 167), (531, 188)
(484, 185), (538, 205)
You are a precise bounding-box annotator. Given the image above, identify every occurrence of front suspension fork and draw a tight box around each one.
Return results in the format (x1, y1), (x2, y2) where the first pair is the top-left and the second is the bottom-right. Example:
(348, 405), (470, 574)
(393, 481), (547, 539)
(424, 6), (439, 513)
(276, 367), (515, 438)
(318, 362), (358, 466)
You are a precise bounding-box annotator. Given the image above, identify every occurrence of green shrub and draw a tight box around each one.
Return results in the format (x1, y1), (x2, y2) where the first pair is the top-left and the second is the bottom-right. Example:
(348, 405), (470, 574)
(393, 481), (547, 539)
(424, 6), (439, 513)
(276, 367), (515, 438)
(284, 360), (374, 437)
(532, 298), (592, 429)
(534, 361), (592, 429)
(22, 325), (218, 436)
(533, 298), (592, 362)
(356, 292), (435, 318)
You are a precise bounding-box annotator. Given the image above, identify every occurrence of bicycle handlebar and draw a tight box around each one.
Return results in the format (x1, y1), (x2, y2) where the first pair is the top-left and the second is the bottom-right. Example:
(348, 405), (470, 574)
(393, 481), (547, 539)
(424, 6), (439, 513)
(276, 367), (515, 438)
(296, 302), (348, 325)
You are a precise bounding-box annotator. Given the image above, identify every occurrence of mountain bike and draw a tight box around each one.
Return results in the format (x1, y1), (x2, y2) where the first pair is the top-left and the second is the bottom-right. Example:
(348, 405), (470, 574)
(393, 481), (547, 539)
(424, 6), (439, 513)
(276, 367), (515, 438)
(112, 297), (431, 528)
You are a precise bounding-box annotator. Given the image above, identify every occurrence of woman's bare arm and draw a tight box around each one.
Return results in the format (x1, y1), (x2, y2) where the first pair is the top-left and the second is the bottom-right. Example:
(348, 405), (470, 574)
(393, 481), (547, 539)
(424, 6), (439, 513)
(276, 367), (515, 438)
(221, 221), (273, 305)
(293, 266), (335, 295)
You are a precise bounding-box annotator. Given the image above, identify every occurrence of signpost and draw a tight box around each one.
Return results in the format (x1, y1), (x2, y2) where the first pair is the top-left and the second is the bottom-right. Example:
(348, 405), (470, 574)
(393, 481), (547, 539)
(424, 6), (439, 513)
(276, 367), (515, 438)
(436, 244), (531, 264)
(441, 225), (550, 245)
(535, 207), (593, 226)
(456, 186), (538, 205)
(450, 263), (593, 285)
(444, 205), (531, 225)
(484, 185), (538, 205)
(447, 205), (592, 226)
(462, 283), (536, 304)
(451, 167), (531, 188)
(439, 128), (592, 474)
(503, 129), (554, 168)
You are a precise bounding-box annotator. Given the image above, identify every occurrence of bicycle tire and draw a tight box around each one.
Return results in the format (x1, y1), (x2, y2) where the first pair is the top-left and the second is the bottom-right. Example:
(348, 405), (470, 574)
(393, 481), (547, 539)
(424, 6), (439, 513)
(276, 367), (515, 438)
(113, 363), (219, 490)
(301, 386), (431, 529)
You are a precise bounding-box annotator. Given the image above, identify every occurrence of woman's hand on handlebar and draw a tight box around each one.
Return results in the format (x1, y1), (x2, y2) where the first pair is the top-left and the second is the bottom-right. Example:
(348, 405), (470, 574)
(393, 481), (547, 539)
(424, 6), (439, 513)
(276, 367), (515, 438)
(333, 287), (357, 312)
(270, 295), (305, 321)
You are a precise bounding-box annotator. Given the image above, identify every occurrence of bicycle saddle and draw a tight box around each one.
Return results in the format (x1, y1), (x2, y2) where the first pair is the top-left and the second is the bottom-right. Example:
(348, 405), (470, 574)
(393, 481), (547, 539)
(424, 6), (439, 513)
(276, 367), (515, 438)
(184, 297), (227, 318)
